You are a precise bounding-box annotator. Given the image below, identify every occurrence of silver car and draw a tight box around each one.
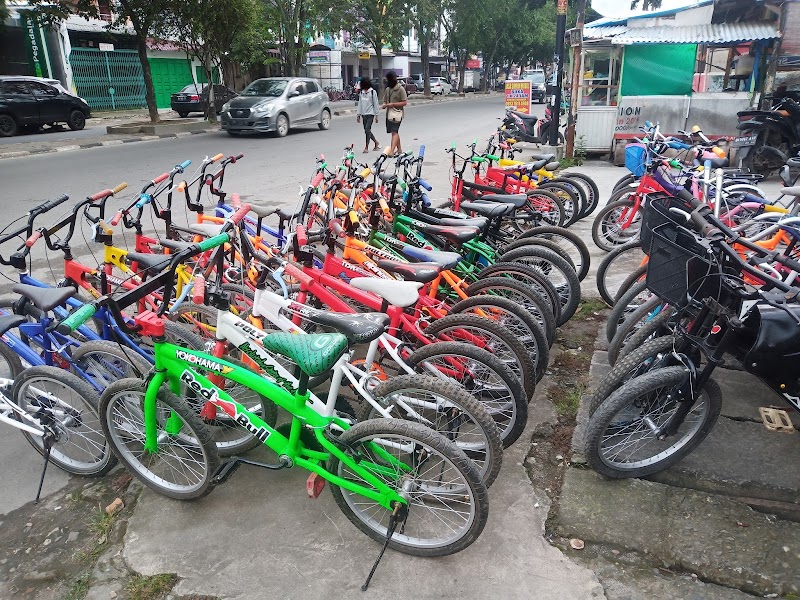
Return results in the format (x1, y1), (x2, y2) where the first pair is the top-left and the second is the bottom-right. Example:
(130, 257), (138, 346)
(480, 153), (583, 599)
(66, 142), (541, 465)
(220, 77), (331, 137)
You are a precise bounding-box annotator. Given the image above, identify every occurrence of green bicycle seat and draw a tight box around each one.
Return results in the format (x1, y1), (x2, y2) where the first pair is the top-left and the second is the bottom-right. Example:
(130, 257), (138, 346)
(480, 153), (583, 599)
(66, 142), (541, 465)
(262, 332), (349, 377)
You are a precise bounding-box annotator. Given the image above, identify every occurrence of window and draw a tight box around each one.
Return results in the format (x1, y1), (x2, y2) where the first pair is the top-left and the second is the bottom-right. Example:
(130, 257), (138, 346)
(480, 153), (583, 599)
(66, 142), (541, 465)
(241, 79), (287, 97)
(2, 81), (30, 95)
(291, 82), (307, 96)
(29, 82), (58, 97)
(305, 80), (318, 93)
(579, 47), (621, 106)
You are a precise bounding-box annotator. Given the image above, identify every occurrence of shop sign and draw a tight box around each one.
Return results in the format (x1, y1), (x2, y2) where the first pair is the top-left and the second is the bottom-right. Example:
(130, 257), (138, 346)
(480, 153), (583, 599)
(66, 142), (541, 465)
(505, 80), (532, 114)
(307, 51), (330, 63)
(21, 12), (50, 78)
(358, 53), (371, 59)
(465, 59), (481, 69)
(99, 43), (115, 52)
(614, 100), (644, 133)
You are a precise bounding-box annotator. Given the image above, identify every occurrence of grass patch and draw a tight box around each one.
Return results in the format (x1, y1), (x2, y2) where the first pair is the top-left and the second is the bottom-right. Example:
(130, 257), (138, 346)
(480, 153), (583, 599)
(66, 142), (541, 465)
(89, 510), (116, 540)
(549, 383), (586, 420)
(126, 573), (178, 600)
(572, 298), (608, 321)
(64, 571), (92, 600)
(553, 350), (590, 372)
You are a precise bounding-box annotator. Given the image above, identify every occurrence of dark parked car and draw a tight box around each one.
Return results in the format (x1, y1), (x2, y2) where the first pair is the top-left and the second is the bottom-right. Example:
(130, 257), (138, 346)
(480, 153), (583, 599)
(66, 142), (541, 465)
(171, 83), (237, 118)
(0, 75), (91, 137)
(398, 77), (418, 95)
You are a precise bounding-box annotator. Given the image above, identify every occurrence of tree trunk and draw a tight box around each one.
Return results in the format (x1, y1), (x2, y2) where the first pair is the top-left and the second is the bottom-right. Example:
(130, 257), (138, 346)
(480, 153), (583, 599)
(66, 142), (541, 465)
(458, 56), (467, 95)
(376, 45), (383, 81)
(420, 34), (432, 97)
(482, 51), (495, 93)
(136, 35), (159, 123)
(205, 62), (217, 123)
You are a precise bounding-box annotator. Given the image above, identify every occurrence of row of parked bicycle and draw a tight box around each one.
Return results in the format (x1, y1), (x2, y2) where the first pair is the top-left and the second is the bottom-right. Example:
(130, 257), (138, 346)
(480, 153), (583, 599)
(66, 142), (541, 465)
(586, 122), (800, 478)
(0, 140), (594, 585)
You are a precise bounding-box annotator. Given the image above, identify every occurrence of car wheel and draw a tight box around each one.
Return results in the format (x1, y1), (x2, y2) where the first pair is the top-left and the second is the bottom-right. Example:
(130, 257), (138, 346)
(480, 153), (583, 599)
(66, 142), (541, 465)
(318, 108), (331, 130)
(274, 113), (289, 137)
(67, 110), (86, 131)
(178, 112), (189, 118)
(0, 114), (17, 137)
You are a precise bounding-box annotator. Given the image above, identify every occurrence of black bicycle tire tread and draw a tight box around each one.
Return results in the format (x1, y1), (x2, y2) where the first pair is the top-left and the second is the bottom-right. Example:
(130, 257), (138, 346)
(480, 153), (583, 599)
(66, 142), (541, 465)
(607, 297), (665, 367)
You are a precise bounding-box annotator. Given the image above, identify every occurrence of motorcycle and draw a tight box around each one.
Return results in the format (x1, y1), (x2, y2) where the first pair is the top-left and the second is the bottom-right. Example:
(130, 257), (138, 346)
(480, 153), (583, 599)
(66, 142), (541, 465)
(501, 104), (565, 146)
(734, 96), (800, 177)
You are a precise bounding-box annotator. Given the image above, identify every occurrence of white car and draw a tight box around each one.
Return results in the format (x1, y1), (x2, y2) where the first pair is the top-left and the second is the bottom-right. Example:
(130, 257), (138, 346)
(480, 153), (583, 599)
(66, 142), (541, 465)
(430, 77), (452, 95)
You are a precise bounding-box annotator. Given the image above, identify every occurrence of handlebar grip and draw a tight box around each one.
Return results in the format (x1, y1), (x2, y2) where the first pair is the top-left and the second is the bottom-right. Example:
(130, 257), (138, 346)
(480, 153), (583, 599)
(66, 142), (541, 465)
(471, 157), (486, 163)
(229, 203), (251, 224)
(418, 179), (432, 191)
(232, 153), (244, 162)
(330, 219), (344, 238)
(311, 172), (324, 188)
(359, 167), (372, 179)
(211, 154), (224, 163)
(421, 193), (431, 208)
(178, 160), (192, 171)
(153, 172), (169, 184)
(379, 198), (392, 217)
(25, 231), (42, 248)
(319, 153), (325, 161)
(418, 145), (425, 158)
(192, 275), (206, 305)
(112, 182), (128, 195)
(135, 194), (152, 209)
(57, 304), (97, 335)
(230, 193), (241, 209)
(89, 189), (112, 202)
(197, 232), (233, 251)
(296, 225), (308, 248)
(177, 181), (186, 192)
(39, 194), (70, 212)
(450, 142), (456, 149)
(486, 154), (500, 161)
(110, 210), (124, 227)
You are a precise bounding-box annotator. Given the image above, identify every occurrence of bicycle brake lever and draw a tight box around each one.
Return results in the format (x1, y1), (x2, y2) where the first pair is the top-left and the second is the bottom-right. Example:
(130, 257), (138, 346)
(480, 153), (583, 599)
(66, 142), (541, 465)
(271, 265), (289, 299)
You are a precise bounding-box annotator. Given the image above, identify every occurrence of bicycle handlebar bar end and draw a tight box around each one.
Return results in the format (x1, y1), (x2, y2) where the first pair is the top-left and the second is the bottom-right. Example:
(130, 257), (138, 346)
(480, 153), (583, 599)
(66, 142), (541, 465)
(57, 303), (97, 335)
(211, 154), (224, 163)
(192, 275), (206, 305)
(153, 172), (169, 185)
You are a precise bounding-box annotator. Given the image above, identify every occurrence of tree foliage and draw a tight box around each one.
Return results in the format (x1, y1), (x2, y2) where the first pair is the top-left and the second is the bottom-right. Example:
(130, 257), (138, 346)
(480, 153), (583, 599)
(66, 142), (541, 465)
(630, 0), (663, 9)
(346, 0), (409, 78)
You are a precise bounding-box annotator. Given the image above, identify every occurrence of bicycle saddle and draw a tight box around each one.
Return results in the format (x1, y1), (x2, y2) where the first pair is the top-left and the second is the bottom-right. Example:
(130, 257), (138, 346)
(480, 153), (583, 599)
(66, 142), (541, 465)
(13, 284), (75, 312)
(0, 314), (26, 336)
(376, 259), (441, 284)
(262, 332), (349, 377)
(461, 201), (515, 218)
(412, 222), (480, 245)
(436, 215), (489, 229)
(400, 246), (462, 270)
(125, 251), (171, 275)
(248, 204), (278, 219)
(276, 207), (300, 221)
(479, 193), (527, 209)
(349, 278), (423, 308)
(304, 311), (390, 344)
(530, 152), (556, 162)
(517, 160), (548, 171)
(188, 223), (224, 237)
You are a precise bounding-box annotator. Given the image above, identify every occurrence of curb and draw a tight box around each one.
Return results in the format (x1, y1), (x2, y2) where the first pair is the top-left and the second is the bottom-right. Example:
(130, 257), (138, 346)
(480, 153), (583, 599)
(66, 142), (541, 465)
(332, 93), (478, 116)
(0, 128), (215, 161)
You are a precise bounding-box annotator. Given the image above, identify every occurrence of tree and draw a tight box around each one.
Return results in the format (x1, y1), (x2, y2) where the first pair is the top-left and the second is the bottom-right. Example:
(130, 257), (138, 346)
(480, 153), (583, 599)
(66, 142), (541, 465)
(630, 0), (663, 9)
(347, 0), (409, 79)
(162, 0), (257, 122)
(412, 0), (445, 97)
(442, 0), (483, 94)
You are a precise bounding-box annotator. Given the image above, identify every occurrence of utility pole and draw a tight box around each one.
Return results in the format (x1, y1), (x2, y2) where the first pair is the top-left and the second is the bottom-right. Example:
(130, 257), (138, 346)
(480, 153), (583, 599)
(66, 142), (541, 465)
(549, 0), (568, 147)
(565, 0), (586, 157)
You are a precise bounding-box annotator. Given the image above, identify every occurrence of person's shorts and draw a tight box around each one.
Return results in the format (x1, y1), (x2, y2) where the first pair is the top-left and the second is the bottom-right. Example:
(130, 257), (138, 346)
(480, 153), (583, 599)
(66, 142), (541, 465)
(386, 119), (401, 134)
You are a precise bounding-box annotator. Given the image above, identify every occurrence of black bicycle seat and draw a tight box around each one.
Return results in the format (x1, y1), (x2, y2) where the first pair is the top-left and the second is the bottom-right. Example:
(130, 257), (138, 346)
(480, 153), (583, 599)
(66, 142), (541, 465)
(303, 311), (390, 344)
(125, 251), (171, 275)
(479, 193), (527, 209)
(376, 259), (441, 284)
(249, 204), (278, 219)
(160, 239), (195, 252)
(461, 201), (515, 218)
(276, 207), (300, 221)
(0, 314), (26, 336)
(13, 284), (75, 312)
(414, 222), (480, 246)
(530, 152), (556, 162)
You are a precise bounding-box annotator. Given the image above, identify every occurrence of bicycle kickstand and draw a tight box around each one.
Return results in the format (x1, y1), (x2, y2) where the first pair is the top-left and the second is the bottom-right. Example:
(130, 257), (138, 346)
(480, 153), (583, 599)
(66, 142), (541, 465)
(361, 501), (408, 592)
(34, 432), (55, 504)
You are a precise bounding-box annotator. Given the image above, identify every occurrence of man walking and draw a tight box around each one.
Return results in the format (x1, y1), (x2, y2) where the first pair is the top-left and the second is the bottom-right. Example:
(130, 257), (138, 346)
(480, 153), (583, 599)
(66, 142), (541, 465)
(382, 71), (407, 155)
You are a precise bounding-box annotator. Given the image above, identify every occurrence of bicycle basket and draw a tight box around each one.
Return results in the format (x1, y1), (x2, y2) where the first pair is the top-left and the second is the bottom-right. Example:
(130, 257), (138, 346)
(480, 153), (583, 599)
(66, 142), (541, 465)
(625, 143), (648, 177)
(645, 222), (718, 307)
(641, 193), (694, 252)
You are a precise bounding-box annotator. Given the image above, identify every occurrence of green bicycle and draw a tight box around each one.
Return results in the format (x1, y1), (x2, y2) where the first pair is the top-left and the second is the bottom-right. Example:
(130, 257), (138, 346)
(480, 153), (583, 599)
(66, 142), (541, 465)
(58, 215), (489, 572)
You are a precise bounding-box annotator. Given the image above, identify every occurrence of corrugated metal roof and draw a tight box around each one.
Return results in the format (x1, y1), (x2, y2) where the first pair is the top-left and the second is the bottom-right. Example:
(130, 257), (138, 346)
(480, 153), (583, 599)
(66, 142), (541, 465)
(585, 0), (713, 28)
(584, 25), (628, 39)
(613, 22), (780, 45)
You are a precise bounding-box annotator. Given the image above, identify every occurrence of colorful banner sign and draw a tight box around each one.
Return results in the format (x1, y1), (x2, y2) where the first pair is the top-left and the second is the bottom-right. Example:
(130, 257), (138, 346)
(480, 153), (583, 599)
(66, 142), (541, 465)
(21, 12), (50, 78)
(505, 80), (532, 114)
(307, 51), (330, 63)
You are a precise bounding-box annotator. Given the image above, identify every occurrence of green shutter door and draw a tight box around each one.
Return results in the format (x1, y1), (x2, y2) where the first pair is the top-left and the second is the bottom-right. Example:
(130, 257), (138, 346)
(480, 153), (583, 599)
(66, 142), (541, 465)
(620, 44), (697, 96)
(149, 58), (193, 108)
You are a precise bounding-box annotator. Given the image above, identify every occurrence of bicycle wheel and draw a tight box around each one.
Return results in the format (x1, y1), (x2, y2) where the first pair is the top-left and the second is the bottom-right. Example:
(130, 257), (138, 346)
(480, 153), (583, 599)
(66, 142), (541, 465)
(612, 174), (637, 194)
(525, 188), (566, 227)
(552, 177), (588, 224)
(362, 374), (503, 487)
(590, 335), (677, 414)
(449, 295), (549, 382)
(595, 240), (647, 305)
(329, 419), (488, 556)
(499, 237), (576, 273)
(474, 262), (562, 329)
(71, 340), (151, 391)
(405, 341), (527, 447)
(607, 297), (666, 367)
(499, 246), (582, 325)
(605, 280), (652, 343)
(585, 366), (721, 478)
(510, 225), (591, 282)
(99, 379), (219, 500)
(563, 172), (600, 218)
(592, 199), (641, 252)
(465, 276), (557, 346)
(538, 182), (580, 227)
(614, 307), (676, 367)
(425, 313), (537, 400)
(12, 366), (116, 476)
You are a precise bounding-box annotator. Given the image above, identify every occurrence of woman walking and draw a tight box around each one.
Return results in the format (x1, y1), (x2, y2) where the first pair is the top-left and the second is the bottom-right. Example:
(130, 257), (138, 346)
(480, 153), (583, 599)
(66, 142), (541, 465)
(382, 71), (408, 155)
(356, 77), (380, 153)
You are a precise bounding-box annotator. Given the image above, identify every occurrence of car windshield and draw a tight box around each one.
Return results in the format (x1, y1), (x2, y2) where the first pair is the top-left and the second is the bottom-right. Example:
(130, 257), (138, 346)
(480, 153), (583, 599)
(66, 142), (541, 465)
(179, 84), (206, 93)
(523, 72), (545, 84)
(241, 79), (287, 97)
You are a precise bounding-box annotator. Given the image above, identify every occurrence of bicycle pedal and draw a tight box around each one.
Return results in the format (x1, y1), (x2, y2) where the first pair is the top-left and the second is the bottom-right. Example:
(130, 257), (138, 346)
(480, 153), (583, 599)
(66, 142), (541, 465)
(759, 407), (795, 433)
(212, 459), (241, 484)
(306, 472), (325, 499)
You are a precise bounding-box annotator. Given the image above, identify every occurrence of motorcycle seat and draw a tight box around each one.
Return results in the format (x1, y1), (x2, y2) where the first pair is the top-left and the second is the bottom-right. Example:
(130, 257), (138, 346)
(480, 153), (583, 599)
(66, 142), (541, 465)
(349, 278), (423, 308)
(376, 259), (441, 284)
(480, 193), (528, 209)
(400, 246), (462, 270)
(510, 110), (538, 125)
(461, 201), (516, 218)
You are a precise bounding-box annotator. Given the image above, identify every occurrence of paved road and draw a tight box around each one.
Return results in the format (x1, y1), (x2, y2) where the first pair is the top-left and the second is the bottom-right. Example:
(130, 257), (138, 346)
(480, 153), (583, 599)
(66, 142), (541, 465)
(0, 119), (123, 145)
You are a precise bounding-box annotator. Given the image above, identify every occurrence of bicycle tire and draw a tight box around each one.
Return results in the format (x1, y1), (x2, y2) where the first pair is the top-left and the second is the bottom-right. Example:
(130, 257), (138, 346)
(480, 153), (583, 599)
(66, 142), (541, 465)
(605, 182), (640, 206)
(405, 341), (527, 447)
(595, 239), (646, 306)
(510, 225), (591, 282)
(525, 188), (566, 227)
(563, 172), (600, 218)
(607, 297), (665, 367)
(475, 261), (562, 327)
(328, 418), (489, 556)
(613, 265), (649, 306)
(589, 335), (677, 414)
(612, 306), (675, 367)
(498, 245), (581, 325)
(538, 181), (580, 227)
(465, 276), (557, 346)
(585, 366), (721, 478)
(449, 295), (549, 382)
(100, 379), (219, 500)
(591, 198), (641, 252)
(363, 374), (503, 487)
(612, 174), (636, 194)
(13, 366), (117, 476)
(71, 340), (151, 390)
(553, 177), (588, 223)
(605, 280), (651, 343)
(425, 313), (537, 400)
(499, 237), (576, 274)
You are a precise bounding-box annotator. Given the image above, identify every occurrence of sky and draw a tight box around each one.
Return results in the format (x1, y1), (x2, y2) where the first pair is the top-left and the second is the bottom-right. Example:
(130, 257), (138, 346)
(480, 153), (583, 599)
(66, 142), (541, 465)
(590, 0), (707, 18)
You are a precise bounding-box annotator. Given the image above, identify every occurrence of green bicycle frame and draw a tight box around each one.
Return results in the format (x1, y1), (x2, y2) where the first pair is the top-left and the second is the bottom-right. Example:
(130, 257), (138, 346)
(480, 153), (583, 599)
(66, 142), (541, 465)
(146, 342), (409, 509)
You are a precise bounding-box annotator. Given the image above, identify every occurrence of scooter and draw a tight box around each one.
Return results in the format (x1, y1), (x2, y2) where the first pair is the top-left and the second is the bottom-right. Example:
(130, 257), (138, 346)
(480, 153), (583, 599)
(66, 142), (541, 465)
(501, 104), (564, 146)
(734, 96), (800, 177)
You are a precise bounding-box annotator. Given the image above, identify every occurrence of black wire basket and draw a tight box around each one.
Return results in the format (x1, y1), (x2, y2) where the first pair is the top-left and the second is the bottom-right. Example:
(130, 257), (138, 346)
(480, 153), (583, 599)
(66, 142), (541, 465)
(641, 193), (694, 253)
